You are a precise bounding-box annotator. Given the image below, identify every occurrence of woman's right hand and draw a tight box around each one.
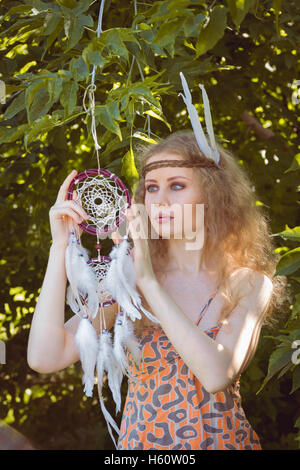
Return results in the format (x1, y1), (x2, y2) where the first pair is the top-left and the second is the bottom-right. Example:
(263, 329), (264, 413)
(49, 170), (89, 248)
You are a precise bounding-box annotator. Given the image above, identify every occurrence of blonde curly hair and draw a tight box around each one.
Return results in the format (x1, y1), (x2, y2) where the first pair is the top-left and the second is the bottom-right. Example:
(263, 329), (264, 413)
(132, 130), (290, 332)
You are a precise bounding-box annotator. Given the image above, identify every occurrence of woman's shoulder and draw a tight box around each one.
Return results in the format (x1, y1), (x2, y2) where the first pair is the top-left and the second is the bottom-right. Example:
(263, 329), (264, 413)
(229, 267), (273, 305)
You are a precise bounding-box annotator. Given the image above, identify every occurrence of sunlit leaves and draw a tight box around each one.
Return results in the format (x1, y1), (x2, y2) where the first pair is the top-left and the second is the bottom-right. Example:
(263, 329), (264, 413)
(226, 0), (256, 29)
(195, 5), (228, 57)
(275, 248), (300, 276)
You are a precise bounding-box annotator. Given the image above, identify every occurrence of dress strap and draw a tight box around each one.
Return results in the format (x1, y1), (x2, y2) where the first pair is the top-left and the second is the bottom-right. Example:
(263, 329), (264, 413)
(195, 291), (217, 326)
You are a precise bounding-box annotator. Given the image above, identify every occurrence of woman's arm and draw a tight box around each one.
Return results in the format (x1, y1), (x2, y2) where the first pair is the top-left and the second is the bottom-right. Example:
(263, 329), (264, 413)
(139, 268), (273, 394)
(27, 241), (119, 374)
(27, 170), (119, 374)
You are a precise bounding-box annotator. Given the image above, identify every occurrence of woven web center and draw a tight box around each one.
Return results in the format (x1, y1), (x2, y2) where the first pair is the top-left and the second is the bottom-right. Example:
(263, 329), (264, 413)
(75, 174), (127, 232)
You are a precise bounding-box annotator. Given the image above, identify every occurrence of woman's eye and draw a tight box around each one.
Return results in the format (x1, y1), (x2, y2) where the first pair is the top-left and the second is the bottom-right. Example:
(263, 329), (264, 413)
(146, 185), (157, 192)
(171, 183), (184, 190)
(146, 183), (185, 192)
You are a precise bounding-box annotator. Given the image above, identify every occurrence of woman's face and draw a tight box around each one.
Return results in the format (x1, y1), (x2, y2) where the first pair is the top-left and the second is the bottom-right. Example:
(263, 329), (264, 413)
(144, 152), (204, 241)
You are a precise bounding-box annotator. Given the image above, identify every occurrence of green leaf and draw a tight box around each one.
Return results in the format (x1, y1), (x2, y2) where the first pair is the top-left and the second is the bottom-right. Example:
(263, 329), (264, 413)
(272, 0), (282, 36)
(64, 14), (93, 51)
(291, 365), (300, 394)
(153, 19), (182, 47)
(272, 225), (300, 242)
(183, 13), (206, 37)
(276, 248), (300, 276)
(42, 13), (64, 59)
(226, 0), (254, 28)
(25, 81), (45, 116)
(94, 105), (122, 141)
(24, 115), (56, 150)
(133, 131), (157, 144)
(3, 91), (25, 120)
(69, 57), (89, 82)
(47, 77), (63, 103)
(121, 146), (139, 187)
(0, 124), (29, 145)
(28, 87), (52, 123)
(144, 109), (172, 131)
(60, 80), (78, 118)
(256, 347), (293, 394)
(284, 153), (300, 173)
(196, 6), (228, 57)
(105, 29), (129, 63)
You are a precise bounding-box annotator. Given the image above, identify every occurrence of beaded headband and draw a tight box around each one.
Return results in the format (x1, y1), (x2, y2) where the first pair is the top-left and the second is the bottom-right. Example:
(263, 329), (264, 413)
(142, 158), (219, 178)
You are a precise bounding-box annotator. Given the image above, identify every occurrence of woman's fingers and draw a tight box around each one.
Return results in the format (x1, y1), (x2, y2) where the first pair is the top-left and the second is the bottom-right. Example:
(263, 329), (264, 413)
(51, 206), (84, 225)
(56, 169), (78, 204)
(56, 199), (89, 220)
(112, 230), (123, 245)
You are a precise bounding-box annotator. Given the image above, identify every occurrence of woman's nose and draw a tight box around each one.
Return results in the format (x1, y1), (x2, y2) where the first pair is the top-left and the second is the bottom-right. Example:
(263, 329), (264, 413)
(152, 187), (171, 206)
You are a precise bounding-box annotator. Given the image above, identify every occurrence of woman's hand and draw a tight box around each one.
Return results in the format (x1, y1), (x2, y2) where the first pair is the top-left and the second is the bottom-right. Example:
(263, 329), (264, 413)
(111, 199), (156, 290)
(49, 170), (89, 248)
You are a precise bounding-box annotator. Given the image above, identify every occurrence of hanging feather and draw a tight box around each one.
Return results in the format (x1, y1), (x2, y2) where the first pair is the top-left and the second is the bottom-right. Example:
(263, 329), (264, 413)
(65, 229), (99, 319)
(97, 329), (123, 413)
(74, 317), (99, 397)
(114, 310), (142, 374)
(98, 391), (120, 450)
(66, 285), (81, 316)
(116, 236), (160, 324)
(97, 329), (121, 449)
(102, 243), (142, 322)
(65, 230), (84, 316)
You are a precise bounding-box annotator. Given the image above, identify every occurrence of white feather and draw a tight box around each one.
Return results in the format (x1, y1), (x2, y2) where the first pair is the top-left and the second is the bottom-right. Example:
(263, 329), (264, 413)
(178, 71), (220, 165)
(102, 251), (142, 321)
(114, 312), (142, 368)
(199, 83), (220, 164)
(97, 330), (123, 414)
(66, 285), (81, 315)
(98, 394), (120, 449)
(115, 237), (160, 324)
(113, 314), (130, 374)
(74, 318), (99, 397)
(96, 330), (122, 449)
(65, 231), (85, 316)
(65, 230), (99, 319)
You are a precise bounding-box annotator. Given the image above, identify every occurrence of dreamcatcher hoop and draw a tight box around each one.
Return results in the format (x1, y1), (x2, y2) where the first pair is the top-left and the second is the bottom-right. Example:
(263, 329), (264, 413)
(66, 168), (132, 309)
(67, 168), (131, 237)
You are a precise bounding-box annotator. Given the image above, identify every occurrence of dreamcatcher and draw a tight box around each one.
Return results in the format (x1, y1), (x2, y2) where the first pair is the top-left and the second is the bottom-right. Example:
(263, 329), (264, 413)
(63, 0), (161, 449)
(65, 168), (155, 448)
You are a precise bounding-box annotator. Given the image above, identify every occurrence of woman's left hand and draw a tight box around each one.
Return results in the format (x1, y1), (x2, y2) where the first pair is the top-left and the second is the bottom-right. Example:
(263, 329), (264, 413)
(112, 199), (156, 290)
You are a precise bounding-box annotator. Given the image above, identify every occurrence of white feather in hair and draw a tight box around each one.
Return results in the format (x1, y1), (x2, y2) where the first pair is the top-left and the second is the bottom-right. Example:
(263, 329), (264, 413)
(74, 317), (99, 397)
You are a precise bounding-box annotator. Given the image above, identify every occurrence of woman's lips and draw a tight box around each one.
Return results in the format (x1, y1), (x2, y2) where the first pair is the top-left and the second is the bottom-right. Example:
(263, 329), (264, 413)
(157, 216), (174, 223)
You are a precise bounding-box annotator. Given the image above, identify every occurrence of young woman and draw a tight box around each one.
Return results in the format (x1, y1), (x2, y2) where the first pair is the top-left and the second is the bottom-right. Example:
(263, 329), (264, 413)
(27, 130), (286, 450)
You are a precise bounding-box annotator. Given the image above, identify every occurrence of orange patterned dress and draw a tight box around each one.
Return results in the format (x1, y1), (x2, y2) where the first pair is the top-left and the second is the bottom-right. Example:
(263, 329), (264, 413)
(117, 291), (262, 450)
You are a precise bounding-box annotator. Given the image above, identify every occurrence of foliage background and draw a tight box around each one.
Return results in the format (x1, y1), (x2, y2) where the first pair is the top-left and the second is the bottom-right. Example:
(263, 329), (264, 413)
(0, 0), (299, 450)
